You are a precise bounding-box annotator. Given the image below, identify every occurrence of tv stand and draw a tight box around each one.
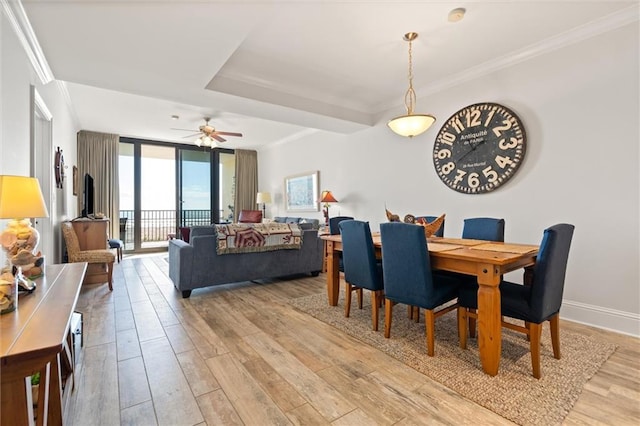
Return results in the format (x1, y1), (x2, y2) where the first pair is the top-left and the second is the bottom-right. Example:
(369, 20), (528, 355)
(70, 218), (110, 284)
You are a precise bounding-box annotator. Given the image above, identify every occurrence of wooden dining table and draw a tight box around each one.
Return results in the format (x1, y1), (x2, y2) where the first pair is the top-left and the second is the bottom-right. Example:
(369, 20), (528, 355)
(321, 233), (539, 376)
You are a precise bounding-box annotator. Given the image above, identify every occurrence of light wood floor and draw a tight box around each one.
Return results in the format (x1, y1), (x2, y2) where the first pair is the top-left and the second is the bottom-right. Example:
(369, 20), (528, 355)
(65, 254), (640, 425)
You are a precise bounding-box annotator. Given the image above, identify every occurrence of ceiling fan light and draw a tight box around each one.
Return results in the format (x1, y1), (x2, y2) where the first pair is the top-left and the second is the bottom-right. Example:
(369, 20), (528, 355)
(195, 137), (202, 147)
(387, 114), (436, 138)
(203, 136), (213, 147)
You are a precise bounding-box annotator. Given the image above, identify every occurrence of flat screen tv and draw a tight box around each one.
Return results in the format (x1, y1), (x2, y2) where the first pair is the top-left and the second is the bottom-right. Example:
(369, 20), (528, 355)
(81, 173), (95, 217)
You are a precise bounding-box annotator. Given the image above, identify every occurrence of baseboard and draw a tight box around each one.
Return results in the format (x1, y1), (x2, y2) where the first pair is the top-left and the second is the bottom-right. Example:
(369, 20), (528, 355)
(562, 299), (640, 337)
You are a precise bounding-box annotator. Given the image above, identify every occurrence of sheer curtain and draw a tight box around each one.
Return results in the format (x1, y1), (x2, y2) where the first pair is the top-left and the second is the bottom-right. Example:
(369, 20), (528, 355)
(233, 149), (258, 222)
(77, 130), (120, 239)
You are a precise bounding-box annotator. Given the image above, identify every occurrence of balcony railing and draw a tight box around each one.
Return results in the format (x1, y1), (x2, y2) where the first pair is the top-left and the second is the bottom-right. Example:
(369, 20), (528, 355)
(119, 209), (214, 250)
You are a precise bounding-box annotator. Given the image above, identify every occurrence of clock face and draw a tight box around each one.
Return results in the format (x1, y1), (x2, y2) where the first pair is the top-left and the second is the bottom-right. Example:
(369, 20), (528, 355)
(432, 102), (526, 194)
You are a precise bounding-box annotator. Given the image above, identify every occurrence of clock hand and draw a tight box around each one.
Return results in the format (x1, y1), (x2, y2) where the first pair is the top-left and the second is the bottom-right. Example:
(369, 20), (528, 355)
(456, 140), (486, 163)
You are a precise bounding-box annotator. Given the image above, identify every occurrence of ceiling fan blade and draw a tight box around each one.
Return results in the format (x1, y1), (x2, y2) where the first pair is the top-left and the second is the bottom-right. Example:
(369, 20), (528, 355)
(181, 132), (201, 139)
(212, 134), (227, 143)
(171, 127), (198, 132)
(214, 131), (243, 137)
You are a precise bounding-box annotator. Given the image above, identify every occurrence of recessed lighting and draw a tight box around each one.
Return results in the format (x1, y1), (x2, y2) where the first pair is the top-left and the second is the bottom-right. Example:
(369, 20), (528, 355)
(171, 115), (180, 120)
(448, 7), (466, 23)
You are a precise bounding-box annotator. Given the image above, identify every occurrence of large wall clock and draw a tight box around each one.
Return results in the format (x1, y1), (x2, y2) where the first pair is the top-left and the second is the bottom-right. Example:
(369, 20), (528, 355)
(432, 102), (526, 194)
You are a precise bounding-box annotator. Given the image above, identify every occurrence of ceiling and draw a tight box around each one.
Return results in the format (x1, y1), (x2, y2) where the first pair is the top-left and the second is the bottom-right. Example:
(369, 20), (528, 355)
(19, 0), (637, 150)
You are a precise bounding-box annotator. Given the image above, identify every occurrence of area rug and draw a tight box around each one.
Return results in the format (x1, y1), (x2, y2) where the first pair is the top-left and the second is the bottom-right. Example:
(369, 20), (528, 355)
(290, 292), (617, 426)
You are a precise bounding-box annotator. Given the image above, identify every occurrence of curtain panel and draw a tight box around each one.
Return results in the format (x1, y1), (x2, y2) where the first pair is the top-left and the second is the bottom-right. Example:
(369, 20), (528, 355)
(77, 130), (120, 239)
(233, 149), (258, 222)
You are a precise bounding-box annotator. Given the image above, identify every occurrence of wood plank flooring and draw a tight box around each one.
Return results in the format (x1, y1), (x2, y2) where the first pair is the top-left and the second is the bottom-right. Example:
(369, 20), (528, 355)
(66, 254), (640, 425)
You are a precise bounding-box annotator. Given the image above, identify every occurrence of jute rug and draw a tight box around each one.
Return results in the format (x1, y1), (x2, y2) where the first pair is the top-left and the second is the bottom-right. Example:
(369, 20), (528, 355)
(290, 292), (617, 426)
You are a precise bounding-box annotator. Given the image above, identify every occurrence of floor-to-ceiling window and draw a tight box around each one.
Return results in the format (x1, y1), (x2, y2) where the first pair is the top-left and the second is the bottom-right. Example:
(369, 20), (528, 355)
(119, 137), (234, 253)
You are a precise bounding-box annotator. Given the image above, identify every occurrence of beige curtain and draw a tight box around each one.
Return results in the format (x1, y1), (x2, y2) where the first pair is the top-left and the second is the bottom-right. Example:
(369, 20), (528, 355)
(77, 130), (120, 239)
(233, 149), (258, 222)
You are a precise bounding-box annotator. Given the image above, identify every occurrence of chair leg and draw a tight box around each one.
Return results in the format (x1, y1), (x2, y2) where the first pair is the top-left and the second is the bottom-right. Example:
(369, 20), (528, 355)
(413, 306), (420, 323)
(384, 299), (393, 338)
(407, 305), (413, 319)
(118, 247), (122, 262)
(468, 308), (477, 338)
(357, 288), (363, 309)
(457, 307), (468, 349)
(425, 309), (435, 356)
(371, 291), (380, 331)
(107, 261), (114, 291)
(550, 314), (561, 359)
(529, 322), (543, 379)
(344, 282), (353, 317)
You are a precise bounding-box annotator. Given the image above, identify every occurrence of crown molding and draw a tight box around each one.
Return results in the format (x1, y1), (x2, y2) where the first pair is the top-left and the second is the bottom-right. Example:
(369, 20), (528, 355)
(402, 4), (640, 107)
(1, 0), (54, 84)
(55, 80), (81, 129)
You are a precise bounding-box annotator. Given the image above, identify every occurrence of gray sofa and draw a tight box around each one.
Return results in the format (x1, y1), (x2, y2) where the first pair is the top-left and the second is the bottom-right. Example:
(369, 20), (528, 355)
(273, 216), (320, 229)
(168, 225), (324, 298)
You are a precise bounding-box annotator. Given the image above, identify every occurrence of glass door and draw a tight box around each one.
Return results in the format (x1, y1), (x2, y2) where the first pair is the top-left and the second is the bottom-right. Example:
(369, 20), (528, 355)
(177, 149), (212, 231)
(119, 139), (235, 253)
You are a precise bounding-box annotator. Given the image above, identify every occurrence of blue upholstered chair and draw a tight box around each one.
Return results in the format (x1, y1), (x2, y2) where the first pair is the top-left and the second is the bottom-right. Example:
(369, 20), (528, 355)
(457, 223), (575, 378)
(458, 217), (505, 335)
(379, 222), (460, 356)
(414, 215), (445, 237)
(329, 216), (354, 235)
(329, 216), (353, 273)
(339, 220), (384, 330)
(462, 217), (505, 241)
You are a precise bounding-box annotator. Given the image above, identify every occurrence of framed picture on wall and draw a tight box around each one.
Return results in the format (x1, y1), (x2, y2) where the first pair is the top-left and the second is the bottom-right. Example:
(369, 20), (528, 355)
(284, 171), (319, 212)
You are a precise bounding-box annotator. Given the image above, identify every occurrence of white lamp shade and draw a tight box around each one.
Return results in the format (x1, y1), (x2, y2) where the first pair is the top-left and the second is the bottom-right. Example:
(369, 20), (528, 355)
(256, 192), (272, 204)
(387, 114), (436, 138)
(0, 175), (49, 219)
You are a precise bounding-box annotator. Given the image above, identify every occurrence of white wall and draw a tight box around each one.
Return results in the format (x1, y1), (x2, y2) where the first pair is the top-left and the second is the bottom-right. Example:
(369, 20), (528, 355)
(259, 22), (640, 336)
(1, 9), (79, 266)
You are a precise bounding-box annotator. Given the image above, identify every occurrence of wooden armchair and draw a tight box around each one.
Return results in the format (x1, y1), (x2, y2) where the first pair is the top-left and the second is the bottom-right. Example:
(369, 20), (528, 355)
(62, 222), (115, 290)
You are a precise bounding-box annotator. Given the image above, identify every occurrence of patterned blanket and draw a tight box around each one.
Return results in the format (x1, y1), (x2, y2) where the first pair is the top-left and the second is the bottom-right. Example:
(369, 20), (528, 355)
(215, 223), (303, 255)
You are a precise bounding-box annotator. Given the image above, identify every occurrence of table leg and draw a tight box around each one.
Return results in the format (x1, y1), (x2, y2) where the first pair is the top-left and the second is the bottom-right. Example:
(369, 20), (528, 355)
(476, 264), (502, 376)
(325, 241), (340, 306)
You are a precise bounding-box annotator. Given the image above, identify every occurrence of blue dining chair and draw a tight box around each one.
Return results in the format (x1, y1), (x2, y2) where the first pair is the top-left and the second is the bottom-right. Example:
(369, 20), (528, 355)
(414, 215), (445, 237)
(329, 216), (354, 273)
(339, 220), (384, 330)
(380, 222), (460, 356)
(457, 223), (575, 378)
(462, 217), (505, 241)
(329, 216), (354, 235)
(459, 217), (505, 336)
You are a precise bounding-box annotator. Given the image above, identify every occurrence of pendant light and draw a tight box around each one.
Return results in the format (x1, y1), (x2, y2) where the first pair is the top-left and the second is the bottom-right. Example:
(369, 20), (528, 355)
(387, 32), (435, 138)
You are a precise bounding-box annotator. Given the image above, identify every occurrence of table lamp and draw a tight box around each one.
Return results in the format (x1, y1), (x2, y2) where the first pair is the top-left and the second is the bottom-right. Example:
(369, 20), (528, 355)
(256, 192), (272, 220)
(319, 190), (338, 227)
(0, 176), (49, 314)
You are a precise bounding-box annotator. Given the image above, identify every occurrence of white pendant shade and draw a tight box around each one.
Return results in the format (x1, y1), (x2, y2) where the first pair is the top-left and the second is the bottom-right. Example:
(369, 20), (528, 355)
(387, 113), (436, 138)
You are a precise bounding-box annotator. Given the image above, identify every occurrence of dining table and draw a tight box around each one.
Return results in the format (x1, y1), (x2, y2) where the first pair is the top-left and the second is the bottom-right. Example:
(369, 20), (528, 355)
(321, 232), (539, 376)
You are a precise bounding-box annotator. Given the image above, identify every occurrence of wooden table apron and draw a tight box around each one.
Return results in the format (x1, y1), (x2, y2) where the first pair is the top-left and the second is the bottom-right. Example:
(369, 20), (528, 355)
(322, 235), (538, 376)
(1, 262), (87, 426)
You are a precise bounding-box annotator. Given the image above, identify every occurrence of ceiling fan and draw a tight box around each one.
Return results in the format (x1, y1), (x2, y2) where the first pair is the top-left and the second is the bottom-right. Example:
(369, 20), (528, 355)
(174, 117), (243, 147)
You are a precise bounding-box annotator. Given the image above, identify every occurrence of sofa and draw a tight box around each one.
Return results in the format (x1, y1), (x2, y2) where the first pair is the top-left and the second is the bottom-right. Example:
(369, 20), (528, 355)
(273, 216), (320, 230)
(168, 225), (324, 298)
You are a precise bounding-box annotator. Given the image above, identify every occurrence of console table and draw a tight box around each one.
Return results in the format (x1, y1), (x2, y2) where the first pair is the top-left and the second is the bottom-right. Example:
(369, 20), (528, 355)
(71, 218), (109, 284)
(1, 262), (87, 425)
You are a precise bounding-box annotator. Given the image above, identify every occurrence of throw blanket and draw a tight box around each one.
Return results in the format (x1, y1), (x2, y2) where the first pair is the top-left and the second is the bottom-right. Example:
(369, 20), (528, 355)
(215, 223), (303, 255)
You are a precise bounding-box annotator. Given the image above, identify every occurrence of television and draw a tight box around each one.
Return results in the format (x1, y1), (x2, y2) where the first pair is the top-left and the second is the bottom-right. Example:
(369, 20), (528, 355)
(81, 173), (95, 217)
